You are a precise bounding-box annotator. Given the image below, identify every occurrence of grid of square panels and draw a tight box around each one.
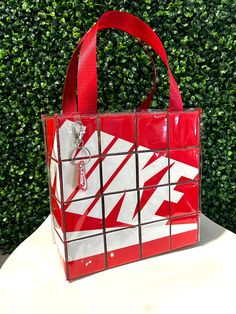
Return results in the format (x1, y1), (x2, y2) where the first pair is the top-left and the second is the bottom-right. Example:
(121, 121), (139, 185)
(43, 110), (201, 279)
(45, 110), (201, 231)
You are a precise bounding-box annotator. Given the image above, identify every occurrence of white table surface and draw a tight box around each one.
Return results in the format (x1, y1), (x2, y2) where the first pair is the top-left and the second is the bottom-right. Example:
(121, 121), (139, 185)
(0, 214), (236, 314)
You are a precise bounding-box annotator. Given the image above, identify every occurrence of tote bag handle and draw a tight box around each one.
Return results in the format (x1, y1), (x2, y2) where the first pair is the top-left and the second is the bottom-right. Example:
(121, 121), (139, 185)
(62, 34), (158, 114)
(62, 28), (157, 114)
(63, 11), (183, 114)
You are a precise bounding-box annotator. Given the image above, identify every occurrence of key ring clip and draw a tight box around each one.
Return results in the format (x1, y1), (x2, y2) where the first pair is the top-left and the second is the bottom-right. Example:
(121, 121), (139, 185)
(72, 121), (85, 147)
(70, 146), (91, 166)
(70, 121), (91, 166)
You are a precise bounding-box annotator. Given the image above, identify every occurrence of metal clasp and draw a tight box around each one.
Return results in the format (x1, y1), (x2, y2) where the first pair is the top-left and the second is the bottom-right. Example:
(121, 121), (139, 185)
(72, 121), (86, 148)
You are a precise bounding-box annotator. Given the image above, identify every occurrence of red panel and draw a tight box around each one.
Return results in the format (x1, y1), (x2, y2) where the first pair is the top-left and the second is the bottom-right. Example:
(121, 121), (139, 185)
(100, 113), (135, 153)
(43, 116), (57, 159)
(107, 243), (140, 268)
(171, 214), (199, 249)
(137, 112), (168, 150)
(171, 214), (199, 225)
(67, 253), (105, 280)
(171, 229), (198, 250)
(170, 148), (199, 169)
(142, 235), (170, 258)
(170, 182), (199, 217)
(169, 110), (200, 148)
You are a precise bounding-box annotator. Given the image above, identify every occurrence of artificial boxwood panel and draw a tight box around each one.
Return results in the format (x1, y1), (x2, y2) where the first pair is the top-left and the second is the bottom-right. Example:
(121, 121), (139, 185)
(0, 0), (235, 253)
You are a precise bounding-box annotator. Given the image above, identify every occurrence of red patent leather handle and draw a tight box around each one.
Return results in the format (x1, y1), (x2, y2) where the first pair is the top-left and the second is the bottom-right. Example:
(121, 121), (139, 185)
(63, 11), (183, 114)
(62, 31), (157, 113)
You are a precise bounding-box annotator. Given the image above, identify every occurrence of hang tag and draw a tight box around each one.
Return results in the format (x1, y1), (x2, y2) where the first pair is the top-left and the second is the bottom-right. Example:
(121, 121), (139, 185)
(78, 161), (87, 191)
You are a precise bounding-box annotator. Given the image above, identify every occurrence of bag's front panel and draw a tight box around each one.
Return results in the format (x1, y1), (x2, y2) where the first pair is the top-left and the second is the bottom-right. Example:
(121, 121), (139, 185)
(43, 110), (201, 280)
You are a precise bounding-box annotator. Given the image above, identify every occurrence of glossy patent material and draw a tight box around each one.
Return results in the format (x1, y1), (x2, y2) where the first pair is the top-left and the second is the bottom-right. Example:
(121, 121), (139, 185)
(42, 11), (202, 281)
(42, 110), (201, 280)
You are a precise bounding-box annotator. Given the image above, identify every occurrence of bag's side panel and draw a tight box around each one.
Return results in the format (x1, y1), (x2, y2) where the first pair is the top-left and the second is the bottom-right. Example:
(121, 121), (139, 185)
(42, 115), (58, 160)
(42, 115), (68, 278)
(42, 116), (61, 223)
(168, 110), (201, 250)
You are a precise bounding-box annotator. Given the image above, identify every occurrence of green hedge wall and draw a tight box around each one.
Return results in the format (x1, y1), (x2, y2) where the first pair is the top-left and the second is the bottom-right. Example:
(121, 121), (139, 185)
(0, 0), (235, 253)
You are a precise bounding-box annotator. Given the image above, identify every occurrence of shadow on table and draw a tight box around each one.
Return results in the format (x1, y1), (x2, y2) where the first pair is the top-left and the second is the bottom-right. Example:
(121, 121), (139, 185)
(198, 214), (226, 246)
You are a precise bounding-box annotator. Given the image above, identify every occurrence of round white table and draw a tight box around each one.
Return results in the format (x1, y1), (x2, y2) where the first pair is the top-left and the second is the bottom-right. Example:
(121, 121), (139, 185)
(0, 214), (235, 314)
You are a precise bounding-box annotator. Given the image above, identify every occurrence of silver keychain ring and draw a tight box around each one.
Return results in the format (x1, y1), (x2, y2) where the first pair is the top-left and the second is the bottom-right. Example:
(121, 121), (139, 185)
(70, 146), (91, 166)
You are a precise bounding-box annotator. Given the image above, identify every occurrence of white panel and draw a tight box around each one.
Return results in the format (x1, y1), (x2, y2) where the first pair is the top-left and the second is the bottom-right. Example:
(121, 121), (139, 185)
(100, 131), (115, 153)
(171, 223), (198, 235)
(170, 185), (184, 203)
(66, 196), (102, 217)
(50, 159), (61, 201)
(103, 193), (123, 218)
(50, 159), (57, 187)
(67, 234), (104, 262)
(65, 222), (198, 261)
(66, 229), (103, 241)
(53, 228), (65, 261)
(140, 185), (169, 223)
(103, 191), (138, 225)
(141, 221), (170, 243)
(55, 162), (61, 201)
(102, 154), (128, 185)
(139, 153), (169, 187)
(106, 227), (139, 252)
(117, 191), (138, 225)
(106, 137), (133, 154)
(103, 154), (136, 193)
(51, 134), (58, 160)
(52, 214), (63, 240)
(169, 159), (198, 183)
(137, 144), (149, 151)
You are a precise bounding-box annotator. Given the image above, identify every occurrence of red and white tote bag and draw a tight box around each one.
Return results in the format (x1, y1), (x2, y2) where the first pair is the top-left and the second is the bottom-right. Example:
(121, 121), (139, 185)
(42, 11), (201, 281)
